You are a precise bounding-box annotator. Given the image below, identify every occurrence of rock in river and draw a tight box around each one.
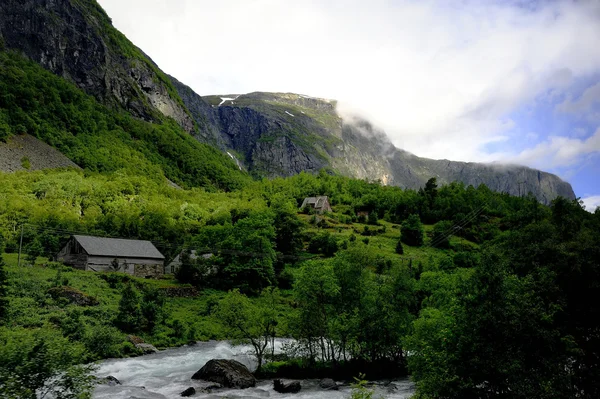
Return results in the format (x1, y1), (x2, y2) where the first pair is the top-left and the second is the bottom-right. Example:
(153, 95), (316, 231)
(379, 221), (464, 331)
(192, 359), (256, 388)
(274, 379), (301, 393)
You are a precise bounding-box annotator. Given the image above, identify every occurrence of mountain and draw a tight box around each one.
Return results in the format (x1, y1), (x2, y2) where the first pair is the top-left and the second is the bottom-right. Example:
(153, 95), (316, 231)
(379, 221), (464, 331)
(175, 88), (575, 203)
(0, 0), (576, 203)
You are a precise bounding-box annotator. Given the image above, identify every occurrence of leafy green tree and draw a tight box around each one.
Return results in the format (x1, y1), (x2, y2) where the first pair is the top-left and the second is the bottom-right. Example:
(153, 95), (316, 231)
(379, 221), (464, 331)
(431, 220), (453, 248)
(307, 231), (339, 257)
(115, 283), (142, 332)
(291, 259), (339, 363)
(272, 200), (305, 256)
(367, 211), (378, 225)
(0, 328), (96, 399)
(401, 214), (424, 247)
(140, 287), (165, 332)
(216, 288), (279, 372)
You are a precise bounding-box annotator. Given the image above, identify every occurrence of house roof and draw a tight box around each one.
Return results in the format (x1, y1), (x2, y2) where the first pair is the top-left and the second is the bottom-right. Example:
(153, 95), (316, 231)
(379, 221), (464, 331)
(301, 196), (330, 209)
(72, 235), (164, 260)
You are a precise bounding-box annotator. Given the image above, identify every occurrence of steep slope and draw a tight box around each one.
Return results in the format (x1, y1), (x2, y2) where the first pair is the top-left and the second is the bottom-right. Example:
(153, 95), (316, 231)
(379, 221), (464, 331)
(0, 49), (247, 190)
(0, 0), (193, 132)
(191, 92), (575, 203)
(0, 134), (81, 172)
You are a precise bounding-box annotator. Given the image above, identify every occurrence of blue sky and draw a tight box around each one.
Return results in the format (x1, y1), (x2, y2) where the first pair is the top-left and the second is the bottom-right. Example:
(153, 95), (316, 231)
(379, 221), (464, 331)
(98, 0), (600, 209)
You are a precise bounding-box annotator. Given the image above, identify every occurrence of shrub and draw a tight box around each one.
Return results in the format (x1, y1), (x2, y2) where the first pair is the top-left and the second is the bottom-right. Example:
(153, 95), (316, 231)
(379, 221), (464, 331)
(83, 324), (124, 359)
(401, 214), (424, 247)
(395, 240), (404, 255)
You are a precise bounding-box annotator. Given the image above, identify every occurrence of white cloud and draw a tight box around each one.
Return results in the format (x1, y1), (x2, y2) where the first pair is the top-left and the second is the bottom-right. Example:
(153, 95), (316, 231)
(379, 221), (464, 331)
(502, 127), (600, 168)
(96, 0), (600, 166)
(582, 195), (600, 212)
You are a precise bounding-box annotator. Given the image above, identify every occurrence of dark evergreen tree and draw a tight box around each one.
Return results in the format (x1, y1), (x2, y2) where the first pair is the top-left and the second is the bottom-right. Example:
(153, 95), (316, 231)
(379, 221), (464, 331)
(395, 240), (404, 255)
(401, 214), (424, 246)
(115, 283), (142, 332)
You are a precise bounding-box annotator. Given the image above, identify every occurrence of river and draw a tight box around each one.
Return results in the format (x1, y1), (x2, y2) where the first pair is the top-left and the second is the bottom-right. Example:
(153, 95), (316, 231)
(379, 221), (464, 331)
(93, 340), (415, 399)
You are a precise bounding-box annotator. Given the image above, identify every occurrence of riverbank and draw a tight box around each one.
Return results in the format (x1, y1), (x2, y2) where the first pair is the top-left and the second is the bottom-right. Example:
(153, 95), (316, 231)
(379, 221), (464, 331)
(93, 341), (415, 399)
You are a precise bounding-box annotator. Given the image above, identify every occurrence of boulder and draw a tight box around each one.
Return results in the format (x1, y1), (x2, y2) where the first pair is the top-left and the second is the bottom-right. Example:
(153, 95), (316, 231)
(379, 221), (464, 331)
(97, 375), (121, 386)
(180, 387), (195, 397)
(135, 343), (159, 354)
(192, 359), (256, 389)
(274, 379), (301, 393)
(47, 286), (99, 306)
(127, 335), (145, 345)
(319, 378), (339, 390)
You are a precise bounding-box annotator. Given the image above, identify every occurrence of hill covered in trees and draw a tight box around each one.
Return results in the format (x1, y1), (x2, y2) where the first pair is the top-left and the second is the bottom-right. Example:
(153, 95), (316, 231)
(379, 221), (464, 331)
(0, 168), (598, 398)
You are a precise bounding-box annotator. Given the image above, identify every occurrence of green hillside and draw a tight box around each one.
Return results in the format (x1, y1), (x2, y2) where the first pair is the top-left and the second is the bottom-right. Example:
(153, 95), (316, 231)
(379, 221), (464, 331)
(0, 49), (248, 191)
(1, 166), (598, 397)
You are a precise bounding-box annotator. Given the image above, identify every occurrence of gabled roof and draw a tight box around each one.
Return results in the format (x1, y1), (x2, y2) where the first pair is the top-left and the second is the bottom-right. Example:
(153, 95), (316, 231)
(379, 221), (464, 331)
(72, 235), (164, 259)
(301, 196), (330, 209)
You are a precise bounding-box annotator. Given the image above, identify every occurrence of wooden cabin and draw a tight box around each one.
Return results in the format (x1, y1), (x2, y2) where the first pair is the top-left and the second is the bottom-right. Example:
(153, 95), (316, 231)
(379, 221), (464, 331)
(300, 196), (332, 214)
(57, 235), (164, 278)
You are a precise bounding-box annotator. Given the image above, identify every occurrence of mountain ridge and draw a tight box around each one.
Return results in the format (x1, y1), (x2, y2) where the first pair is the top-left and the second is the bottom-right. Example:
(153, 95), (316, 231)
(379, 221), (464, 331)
(0, 0), (576, 203)
(187, 90), (576, 203)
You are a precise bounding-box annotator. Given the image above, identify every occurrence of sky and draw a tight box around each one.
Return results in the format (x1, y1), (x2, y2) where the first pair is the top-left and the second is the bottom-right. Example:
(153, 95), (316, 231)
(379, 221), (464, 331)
(97, 0), (600, 210)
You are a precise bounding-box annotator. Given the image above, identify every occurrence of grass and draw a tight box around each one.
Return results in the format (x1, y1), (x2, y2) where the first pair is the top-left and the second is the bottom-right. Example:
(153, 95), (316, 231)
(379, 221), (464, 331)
(299, 213), (476, 270)
(1, 253), (231, 347)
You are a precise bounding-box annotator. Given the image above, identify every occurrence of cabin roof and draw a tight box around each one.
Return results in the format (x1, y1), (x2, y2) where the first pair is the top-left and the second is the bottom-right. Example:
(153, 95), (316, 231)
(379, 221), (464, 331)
(72, 235), (164, 260)
(301, 195), (330, 209)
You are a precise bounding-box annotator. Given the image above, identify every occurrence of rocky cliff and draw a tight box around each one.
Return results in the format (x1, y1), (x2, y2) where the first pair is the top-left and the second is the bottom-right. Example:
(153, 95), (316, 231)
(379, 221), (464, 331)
(0, 0), (194, 132)
(194, 92), (575, 203)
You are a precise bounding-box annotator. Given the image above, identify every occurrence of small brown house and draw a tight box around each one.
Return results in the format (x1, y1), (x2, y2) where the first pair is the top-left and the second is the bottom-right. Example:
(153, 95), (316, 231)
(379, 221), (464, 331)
(301, 196), (332, 214)
(57, 235), (165, 278)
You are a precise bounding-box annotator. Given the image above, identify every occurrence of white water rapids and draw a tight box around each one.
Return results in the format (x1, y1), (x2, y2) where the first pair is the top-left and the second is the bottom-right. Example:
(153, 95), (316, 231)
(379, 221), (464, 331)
(93, 340), (415, 399)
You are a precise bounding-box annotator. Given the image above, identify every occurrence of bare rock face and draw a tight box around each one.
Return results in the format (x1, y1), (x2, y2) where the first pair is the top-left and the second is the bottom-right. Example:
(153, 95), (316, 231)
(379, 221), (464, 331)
(0, 0), (194, 132)
(191, 359), (256, 389)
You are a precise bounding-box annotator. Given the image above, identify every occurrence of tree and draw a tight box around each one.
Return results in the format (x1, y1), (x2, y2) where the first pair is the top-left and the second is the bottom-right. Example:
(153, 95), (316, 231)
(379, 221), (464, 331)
(307, 232), (338, 257)
(395, 240), (404, 255)
(401, 214), (424, 246)
(367, 211), (378, 225)
(431, 220), (453, 248)
(0, 328), (96, 399)
(216, 288), (279, 372)
(140, 287), (165, 332)
(291, 259), (340, 363)
(114, 284), (142, 332)
(272, 200), (305, 256)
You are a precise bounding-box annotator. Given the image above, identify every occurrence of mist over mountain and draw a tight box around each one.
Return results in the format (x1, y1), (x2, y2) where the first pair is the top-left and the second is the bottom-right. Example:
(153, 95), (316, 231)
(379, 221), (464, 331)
(0, 0), (575, 203)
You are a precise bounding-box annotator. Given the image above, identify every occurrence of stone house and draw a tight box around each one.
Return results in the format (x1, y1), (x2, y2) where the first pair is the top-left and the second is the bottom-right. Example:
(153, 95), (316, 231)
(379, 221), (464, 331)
(57, 235), (164, 278)
(300, 196), (332, 214)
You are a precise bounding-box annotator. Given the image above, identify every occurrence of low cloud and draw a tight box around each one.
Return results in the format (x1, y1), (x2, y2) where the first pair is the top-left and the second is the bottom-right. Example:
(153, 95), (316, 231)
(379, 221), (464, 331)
(504, 127), (600, 169)
(582, 195), (600, 212)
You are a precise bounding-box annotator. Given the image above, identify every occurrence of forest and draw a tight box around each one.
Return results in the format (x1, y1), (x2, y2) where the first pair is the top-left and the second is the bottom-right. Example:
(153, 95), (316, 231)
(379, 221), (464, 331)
(1, 167), (599, 398)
